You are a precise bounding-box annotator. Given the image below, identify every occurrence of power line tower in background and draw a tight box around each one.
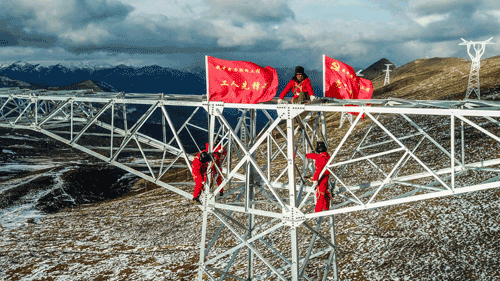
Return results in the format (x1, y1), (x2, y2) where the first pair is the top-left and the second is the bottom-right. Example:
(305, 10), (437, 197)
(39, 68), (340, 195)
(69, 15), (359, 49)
(459, 37), (494, 99)
(383, 64), (393, 86)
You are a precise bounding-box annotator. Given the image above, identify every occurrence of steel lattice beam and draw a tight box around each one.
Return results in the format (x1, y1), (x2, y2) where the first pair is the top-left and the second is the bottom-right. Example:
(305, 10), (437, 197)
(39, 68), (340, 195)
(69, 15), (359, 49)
(2, 88), (500, 280)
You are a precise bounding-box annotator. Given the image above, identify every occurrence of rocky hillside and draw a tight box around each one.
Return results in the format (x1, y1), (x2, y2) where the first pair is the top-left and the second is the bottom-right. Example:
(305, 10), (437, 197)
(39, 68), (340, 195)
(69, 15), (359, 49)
(359, 58), (395, 81)
(0, 76), (32, 88)
(47, 79), (118, 92)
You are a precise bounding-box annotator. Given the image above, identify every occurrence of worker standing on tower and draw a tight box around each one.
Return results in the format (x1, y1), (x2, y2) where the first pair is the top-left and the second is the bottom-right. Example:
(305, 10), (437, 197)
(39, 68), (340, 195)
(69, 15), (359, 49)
(205, 138), (226, 196)
(306, 142), (331, 212)
(192, 151), (212, 204)
(278, 66), (316, 104)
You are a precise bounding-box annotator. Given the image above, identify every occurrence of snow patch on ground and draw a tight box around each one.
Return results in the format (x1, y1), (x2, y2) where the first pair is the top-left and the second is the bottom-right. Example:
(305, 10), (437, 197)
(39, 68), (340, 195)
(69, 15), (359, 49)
(0, 163), (55, 173)
(0, 134), (43, 141)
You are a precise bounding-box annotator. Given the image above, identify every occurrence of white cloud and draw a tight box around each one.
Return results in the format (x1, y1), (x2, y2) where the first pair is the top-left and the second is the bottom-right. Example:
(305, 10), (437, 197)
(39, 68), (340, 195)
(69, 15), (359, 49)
(60, 23), (112, 45)
(211, 19), (267, 47)
(486, 10), (500, 21)
(402, 40), (458, 59)
(411, 13), (450, 27)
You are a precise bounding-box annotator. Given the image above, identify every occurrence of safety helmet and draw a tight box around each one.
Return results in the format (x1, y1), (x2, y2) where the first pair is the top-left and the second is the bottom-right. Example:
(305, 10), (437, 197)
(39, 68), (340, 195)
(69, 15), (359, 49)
(199, 151), (211, 163)
(316, 142), (327, 153)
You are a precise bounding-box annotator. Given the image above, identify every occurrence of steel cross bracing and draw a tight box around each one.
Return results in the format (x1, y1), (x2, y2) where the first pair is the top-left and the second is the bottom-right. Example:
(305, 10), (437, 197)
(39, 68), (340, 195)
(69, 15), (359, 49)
(459, 37), (494, 99)
(3, 88), (500, 280)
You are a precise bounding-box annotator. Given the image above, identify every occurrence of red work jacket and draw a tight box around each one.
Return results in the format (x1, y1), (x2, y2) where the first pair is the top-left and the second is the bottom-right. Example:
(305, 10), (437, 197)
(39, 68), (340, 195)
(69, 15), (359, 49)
(192, 152), (208, 182)
(279, 78), (315, 100)
(306, 152), (330, 181)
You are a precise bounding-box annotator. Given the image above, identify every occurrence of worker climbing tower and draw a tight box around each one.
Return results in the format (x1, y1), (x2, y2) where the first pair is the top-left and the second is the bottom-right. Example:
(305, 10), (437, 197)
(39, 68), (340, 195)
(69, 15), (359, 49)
(459, 37), (494, 99)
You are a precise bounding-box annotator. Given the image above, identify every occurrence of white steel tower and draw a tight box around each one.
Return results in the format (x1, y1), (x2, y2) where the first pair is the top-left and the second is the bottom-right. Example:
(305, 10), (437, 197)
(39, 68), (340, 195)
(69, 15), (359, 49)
(5, 88), (500, 280)
(459, 37), (494, 99)
(383, 64), (393, 86)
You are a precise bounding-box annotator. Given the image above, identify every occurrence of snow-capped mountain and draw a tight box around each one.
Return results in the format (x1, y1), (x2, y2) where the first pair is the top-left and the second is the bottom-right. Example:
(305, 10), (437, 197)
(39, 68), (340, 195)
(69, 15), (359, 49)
(54, 61), (114, 71)
(0, 61), (206, 94)
(0, 61), (113, 72)
(0, 61), (348, 100)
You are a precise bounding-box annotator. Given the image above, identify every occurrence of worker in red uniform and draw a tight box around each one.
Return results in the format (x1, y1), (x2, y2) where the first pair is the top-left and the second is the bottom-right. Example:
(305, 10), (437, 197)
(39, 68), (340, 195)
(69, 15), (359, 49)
(278, 66), (316, 104)
(205, 139), (227, 196)
(306, 142), (331, 212)
(192, 151), (212, 204)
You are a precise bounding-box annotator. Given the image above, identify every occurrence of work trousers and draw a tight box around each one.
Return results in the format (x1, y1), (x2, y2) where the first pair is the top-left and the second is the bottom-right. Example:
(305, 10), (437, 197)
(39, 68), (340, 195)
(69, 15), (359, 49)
(315, 174), (330, 212)
(193, 175), (206, 198)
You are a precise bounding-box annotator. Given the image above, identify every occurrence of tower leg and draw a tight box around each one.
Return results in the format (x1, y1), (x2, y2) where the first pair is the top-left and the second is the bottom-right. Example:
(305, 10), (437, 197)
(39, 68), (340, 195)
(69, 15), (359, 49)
(286, 118), (300, 280)
(329, 215), (339, 281)
(197, 208), (209, 281)
(247, 109), (257, 280)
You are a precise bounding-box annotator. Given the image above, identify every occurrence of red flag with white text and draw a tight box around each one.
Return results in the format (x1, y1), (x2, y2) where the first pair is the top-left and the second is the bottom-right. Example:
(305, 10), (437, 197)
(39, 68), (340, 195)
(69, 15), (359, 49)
(207, 56), (278, 104)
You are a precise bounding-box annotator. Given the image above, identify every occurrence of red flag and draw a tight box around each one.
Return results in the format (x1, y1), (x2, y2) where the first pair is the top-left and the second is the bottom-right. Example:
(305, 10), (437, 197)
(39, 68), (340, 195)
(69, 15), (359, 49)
(356, 77), (373, 100)
(324, 55), (359, 99)
(349, 77), (373, 119)
(324, 56), (374, 119)
(207, 56), (278, 104)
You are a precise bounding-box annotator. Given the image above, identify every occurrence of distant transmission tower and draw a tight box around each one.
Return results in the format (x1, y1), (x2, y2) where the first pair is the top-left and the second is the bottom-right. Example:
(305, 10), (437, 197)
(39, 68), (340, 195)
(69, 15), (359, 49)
(459, 37), (494, 99)
(338, 107), (353, 128)
(383, 64), (393, 86)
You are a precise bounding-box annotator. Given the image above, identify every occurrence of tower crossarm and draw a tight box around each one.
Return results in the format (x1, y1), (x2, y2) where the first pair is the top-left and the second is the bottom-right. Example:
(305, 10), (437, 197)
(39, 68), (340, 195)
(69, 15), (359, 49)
(459, 37), (494, 99)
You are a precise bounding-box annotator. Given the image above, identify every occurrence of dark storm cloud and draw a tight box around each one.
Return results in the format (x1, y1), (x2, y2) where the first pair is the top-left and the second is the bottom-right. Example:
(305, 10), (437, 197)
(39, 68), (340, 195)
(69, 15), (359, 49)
(0, 0), (282, 56)
(70, 0), (132, 24)
(0, 24), (58, 48)
(0, 0), (133, 47)
(67, 43), (237, 55)
(205, 0), (295, 23)
(409, 0), (477, 17)
(409, 0), (500, 42)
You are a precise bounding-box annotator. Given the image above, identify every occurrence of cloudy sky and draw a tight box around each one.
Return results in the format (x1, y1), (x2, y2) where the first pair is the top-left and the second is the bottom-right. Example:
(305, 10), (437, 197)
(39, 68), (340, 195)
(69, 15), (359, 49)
(1, 0), (500, 70)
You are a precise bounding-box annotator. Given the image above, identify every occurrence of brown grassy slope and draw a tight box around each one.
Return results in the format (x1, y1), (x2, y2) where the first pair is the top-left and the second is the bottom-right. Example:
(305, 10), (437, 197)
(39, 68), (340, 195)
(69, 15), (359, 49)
(371, 56), (500, 100)
(316, 56), (500, 141)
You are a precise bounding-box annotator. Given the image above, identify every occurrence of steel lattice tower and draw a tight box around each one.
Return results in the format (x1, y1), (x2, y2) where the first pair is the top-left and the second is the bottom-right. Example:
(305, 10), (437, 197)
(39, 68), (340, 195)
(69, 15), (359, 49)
(383, 64), (393, 86)
(459, 37), (494, 99)
(3, 88), (500, 280)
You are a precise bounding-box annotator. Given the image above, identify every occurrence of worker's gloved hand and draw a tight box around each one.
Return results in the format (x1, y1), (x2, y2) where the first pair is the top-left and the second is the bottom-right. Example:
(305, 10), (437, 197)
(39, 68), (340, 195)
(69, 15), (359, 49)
(333, 185), (340, 194)
(277, 99), (286, 104)
(312, 180), (318, 189)
(310, 95), (317, 102)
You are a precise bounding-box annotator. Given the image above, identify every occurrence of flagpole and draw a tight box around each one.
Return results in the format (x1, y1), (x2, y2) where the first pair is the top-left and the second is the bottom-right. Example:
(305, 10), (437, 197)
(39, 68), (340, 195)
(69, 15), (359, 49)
(322, 54), (325, 97)
(205, 55), (210, 152)
(205, 55), (210, 102)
